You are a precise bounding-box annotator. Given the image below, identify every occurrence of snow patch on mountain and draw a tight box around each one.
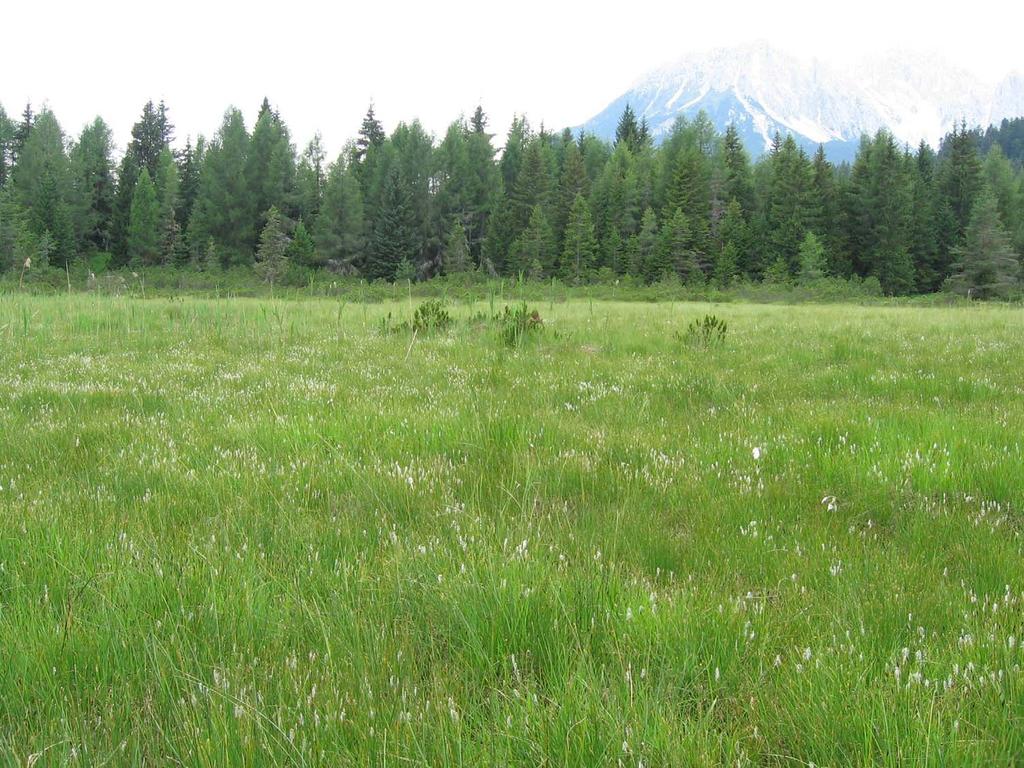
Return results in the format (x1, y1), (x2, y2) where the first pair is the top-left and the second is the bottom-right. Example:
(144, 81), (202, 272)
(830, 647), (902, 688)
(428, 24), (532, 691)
(580, 42), (1024, 158)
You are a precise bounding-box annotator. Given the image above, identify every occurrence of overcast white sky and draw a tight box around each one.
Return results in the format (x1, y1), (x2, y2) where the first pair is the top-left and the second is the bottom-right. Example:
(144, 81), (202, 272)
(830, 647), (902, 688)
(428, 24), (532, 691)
(3, 0), (1022, 156)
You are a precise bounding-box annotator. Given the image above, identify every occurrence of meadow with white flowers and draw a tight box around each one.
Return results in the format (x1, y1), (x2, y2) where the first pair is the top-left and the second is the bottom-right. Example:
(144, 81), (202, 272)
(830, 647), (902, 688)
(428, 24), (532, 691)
(0, 295), (1022, 766)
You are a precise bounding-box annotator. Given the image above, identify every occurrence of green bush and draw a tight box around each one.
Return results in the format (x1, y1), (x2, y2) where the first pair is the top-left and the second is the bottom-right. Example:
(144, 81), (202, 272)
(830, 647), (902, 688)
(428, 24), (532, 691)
(677, 314), (728, 349)
(412, 299), (453, 333)
(497, 302), (543, 348)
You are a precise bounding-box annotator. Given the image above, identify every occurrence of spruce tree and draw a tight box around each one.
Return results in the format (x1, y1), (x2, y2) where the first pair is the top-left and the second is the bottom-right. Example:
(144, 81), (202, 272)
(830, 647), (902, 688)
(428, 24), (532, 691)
(662, 208), (700, 284)
(188, 108), (252, 264)
(508, 205), (555, 277)
(946, 188), (1021, 299)
(766, 135), (812, 274)
(13, 103), (34, 168)
(464, 111), (499, 259)
(295, 134), (326, 224)
(908, 142), (950, 291)
(14, 109), (75, 264)
(111, 100), (173, 261)
(615, 105), (645, 154)
(560, 194), (597, 283)
(509, 139), (551, 234)
(713, 242), (739, 287)
(255, 205), (290, 287)
(176, 137), (203, 228)
(353, 104), (386, 165)
(0, 106), (15, 189)
(720, 124), (754, 214)
(70, 117), (116, 254)
(555, 140), (589, 242)
(287, 219), (316, 267)
(366, 165), (416, 280)
(797, 231), (828, 283)
(29, 169), (75, 266)
(636, 208), (662, 282)
(809, 145), (845, 275)
(314, 159), (364, 272)
(718, 199), (752, 278)
(442, 218), (471, 275)
(127, 169), (161, 266)
(246, 102), (296, 239)
(941, 120), (983, 241)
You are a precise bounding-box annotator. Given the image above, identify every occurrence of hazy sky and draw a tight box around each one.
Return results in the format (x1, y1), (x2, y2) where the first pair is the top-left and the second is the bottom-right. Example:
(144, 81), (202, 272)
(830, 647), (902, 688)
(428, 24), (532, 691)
(4, 0), (1022, 156)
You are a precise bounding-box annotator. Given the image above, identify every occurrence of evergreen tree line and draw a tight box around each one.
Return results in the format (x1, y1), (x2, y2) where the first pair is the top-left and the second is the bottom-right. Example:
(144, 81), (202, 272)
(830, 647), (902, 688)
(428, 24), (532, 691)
(1, 98), (1023, 297)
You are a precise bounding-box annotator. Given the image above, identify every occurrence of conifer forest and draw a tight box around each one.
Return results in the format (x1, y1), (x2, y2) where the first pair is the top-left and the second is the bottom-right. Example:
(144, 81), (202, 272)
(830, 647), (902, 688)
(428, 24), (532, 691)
(2, 99), (1023, 297)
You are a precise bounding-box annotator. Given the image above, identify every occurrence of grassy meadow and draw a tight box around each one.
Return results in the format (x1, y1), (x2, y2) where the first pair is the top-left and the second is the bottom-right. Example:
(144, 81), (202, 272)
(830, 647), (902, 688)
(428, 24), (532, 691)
(0, 295), (1022, 766)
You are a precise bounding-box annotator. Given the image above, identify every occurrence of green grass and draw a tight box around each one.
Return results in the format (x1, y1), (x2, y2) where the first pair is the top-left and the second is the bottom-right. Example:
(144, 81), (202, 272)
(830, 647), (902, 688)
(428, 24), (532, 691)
(0, 295), (1022, 766)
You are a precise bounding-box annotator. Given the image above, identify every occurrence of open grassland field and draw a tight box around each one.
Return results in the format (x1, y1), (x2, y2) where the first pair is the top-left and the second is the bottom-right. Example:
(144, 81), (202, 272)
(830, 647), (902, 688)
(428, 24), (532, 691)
(1, 296), (1023, 767)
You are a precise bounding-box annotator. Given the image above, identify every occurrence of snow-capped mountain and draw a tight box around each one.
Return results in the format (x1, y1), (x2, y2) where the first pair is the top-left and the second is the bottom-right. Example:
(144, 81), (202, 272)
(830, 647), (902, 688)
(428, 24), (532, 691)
(580, 41), (1024, 160)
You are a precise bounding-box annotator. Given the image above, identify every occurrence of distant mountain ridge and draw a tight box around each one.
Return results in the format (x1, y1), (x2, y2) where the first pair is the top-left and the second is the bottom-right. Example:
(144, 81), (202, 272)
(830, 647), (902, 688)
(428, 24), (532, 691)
(580, 42), (1024, 161)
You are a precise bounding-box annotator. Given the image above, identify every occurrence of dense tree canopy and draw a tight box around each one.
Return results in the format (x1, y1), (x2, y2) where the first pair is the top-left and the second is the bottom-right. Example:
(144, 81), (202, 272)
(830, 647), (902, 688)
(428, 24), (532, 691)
(1, 97), (1023, 296)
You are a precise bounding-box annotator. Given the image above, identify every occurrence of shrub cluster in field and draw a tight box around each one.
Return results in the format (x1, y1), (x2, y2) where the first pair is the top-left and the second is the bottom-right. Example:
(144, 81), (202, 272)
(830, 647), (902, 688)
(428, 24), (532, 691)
(378, 299), (545, 348)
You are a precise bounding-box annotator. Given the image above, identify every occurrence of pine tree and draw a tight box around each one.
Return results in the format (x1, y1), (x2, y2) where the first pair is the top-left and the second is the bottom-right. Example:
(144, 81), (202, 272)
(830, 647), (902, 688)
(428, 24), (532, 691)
(254, 205), (290, 287)
(127, 169), (161, 266)
(560, 194), (597, 283)
(946, 188), (1021, 299)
